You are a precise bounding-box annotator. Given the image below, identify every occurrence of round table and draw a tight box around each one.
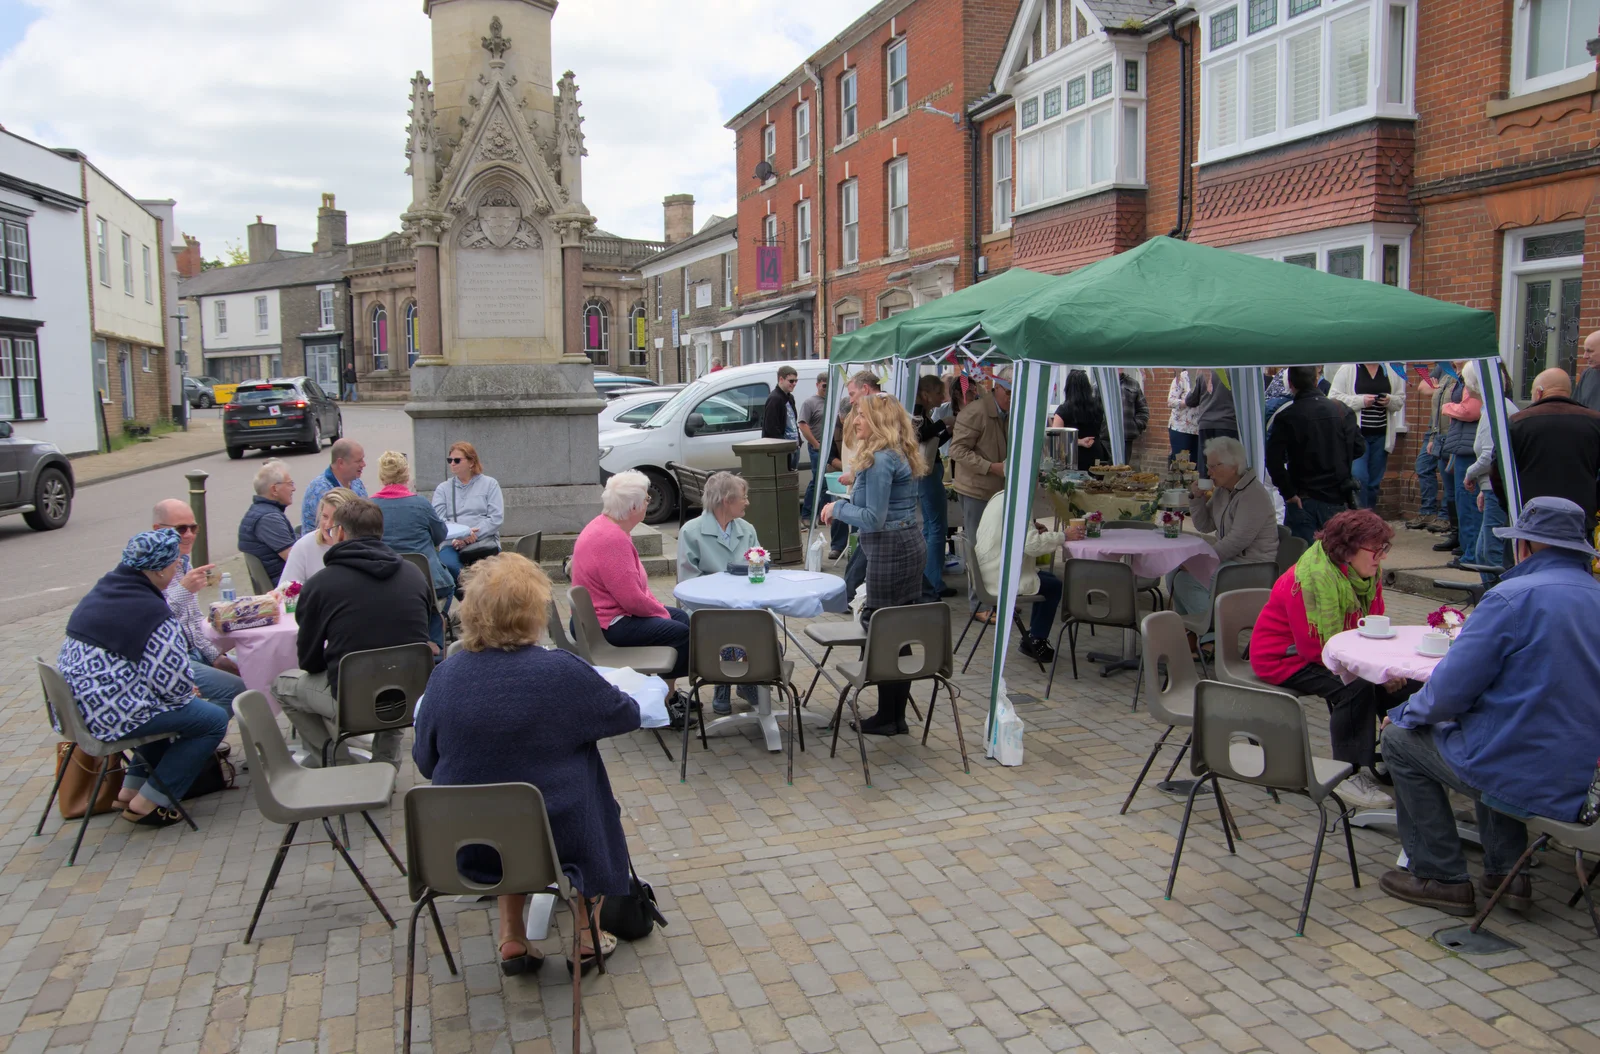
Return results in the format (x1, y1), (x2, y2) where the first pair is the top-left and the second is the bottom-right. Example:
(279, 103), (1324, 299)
(1063, 528), (1220, 583)
(202, 616), (299, 712)
(1322, 626), (1447, 685)
(672, 570), (848, 751)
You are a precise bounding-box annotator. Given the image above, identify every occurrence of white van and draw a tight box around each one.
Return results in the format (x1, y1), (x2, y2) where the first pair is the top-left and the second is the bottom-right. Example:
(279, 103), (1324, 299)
(597, 359), (827, 523)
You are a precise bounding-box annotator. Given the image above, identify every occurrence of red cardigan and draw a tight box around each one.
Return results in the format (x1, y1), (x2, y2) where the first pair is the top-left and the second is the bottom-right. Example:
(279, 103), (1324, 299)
(1250, 567), (1385, 683)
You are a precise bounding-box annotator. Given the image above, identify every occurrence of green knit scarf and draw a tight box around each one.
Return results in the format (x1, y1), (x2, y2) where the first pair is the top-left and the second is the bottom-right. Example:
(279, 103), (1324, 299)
(1294, 541), (1377, 645)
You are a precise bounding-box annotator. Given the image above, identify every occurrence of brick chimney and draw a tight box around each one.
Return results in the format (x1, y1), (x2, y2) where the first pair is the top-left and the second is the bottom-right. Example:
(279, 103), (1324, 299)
(247, 216), (277, 264)
(176, 234), (202, 278)
(663, 194), (695, 245)
(313, 192), (347, 253)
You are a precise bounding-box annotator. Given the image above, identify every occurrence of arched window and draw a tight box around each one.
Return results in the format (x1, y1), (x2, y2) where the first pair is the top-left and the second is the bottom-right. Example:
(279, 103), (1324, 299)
(583, 297), (609, 366)
(628, 302), (647, 366)
(370, 303), (389, 371)
(404, 301), (419, 367)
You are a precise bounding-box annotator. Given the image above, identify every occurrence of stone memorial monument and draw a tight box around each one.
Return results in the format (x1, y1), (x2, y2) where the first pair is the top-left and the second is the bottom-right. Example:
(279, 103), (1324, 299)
(403, 0), (602, 533)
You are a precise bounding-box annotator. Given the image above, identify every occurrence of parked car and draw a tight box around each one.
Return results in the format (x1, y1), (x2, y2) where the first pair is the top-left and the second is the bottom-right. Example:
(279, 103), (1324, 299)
(597, 359), (825, 523)
(597, 385), (683, 431)
(183, 376), (216, 408)
(0, 421), (74, 530)
(593, 372), (659, 398)
(193, 375), (237, 405)
(223, 377), (343, 459)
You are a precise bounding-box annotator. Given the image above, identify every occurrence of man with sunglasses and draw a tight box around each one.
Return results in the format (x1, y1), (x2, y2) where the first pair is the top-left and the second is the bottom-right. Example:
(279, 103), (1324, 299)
(153, 499), (247, 713)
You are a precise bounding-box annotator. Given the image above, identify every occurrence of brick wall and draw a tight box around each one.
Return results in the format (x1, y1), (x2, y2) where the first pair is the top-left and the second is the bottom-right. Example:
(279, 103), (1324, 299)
(101, 337), (170, 427)
(645, 253), (741, 383)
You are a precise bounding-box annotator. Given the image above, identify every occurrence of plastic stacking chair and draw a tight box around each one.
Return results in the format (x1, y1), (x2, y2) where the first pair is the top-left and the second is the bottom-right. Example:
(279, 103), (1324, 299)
(33, 660), (199, 866)
(545, 598), (579, 655)
(1047, 558), (1145, 707)
(1195, 563), (1278, 677)
(799, 620), (866, 708)
(235, 692), (404, 942)
(513, 531), (543, 563)
(1473, 814), (1600, 939)
(402, 783), (597, 1054)
(568, 586), (678, 673)
(1276, 534), (1308, 579)
(682, 609), (803, 783)
(953, 535), (1046, 674)
(1122, 612), (1200, 815)
(243, 552), (276, 594)
(1165, 680), (1359, 937)
(829, 603), (965, 786)
(325, 643), (434, 768)
(1213, 588), (1272, 689)
(401, 552), (453, 643)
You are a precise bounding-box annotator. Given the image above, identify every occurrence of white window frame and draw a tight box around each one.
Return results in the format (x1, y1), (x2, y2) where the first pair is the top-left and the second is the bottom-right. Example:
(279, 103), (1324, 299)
(255, 295), (269, 334)
(142, 346), (151, 372)
(142, 245), (153, 303)
(682, 267), (691, 314)
(214, 299), (227, 336)
(0, 218), (29, 296)
(1512, 0), (1600, 96)
(722, 253), (734, 307)
(1498, 219), (1586, 395)
(796, 200), (812, 278)
(95, 218), (109, 286)
(319, 286), (335, 329)
(763, 213), (778, 247)
(993, 130), (1014, 230)
(840, 69), (859, 141)
(120, 232), (133, 295)
(762, 123), (776, 165)
(1231, 222), (1413, 289)
(1198, 0), (1415, 165)
(887, 39), (909, 117)
(840, 179), (859, 266)
(887, 157), (909, 255)
(654, 275), (663, 320)
(795, 100), (811, 168)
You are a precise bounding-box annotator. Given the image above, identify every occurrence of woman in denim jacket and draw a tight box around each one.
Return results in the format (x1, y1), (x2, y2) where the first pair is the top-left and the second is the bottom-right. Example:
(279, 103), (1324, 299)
(821, 393), (928, 735)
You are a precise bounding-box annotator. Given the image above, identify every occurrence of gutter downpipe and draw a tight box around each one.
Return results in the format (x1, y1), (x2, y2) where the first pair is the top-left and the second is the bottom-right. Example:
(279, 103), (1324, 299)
(1167, 18), (1192, 239)
(970, 110), (982, 284)
(805, 61), (827, 360)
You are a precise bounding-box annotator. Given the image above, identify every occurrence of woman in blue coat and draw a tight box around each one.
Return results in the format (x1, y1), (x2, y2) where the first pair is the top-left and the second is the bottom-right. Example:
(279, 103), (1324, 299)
(414, 552), (641, 976)
(370, 450), (452, 646)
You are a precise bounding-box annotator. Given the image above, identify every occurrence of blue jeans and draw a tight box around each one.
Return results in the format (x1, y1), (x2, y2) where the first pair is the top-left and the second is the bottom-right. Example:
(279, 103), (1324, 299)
(189, 651), (246, 714)
(1030, 571), (1061, 641)
(1451, 456), (1480, 559)
(802, 446), (821, 519)
(1168, 430), (1200, 465)
(1285, 497), (1347, 543)
(123, 699), (230, 808)
(1413, 433), (1444, 517)
(1477, 489), (1509, 575)
(1351, 435), (1390, 510)
(918, 468), (948, 599)
(342, 383), (357, 401)
(1381, 723), (1527, 885)
(603, 607), (690, 679)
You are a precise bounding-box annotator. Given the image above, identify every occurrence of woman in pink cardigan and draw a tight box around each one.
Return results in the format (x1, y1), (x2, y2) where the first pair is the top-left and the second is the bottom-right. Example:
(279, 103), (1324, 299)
(571, 470), (689, 680)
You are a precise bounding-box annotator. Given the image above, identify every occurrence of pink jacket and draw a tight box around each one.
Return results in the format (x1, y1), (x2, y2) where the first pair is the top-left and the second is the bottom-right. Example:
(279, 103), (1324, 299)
(571, 514), (668, 627)
(1441, 391), (1481, 423)
(1250, 567), (1385, 684)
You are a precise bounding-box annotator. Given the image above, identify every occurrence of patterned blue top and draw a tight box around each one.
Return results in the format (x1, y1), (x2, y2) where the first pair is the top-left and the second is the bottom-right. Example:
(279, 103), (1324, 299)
(57, 620), (196, 742)
(300, 466), (368, 535)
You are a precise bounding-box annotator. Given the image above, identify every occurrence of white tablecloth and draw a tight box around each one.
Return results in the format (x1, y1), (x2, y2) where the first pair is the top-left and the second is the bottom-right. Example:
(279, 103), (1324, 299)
(1322, 627), (1446, 685)
(673, 570), (849, 618)
(1063, 528), (1220, 582)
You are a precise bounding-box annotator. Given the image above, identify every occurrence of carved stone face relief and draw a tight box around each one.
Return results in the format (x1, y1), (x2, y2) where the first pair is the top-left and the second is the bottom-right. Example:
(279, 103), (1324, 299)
(458, 187), (543, 250)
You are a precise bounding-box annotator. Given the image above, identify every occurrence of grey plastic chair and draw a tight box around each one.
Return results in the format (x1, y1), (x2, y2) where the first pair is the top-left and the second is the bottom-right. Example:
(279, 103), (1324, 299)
(1276, 534), (1308, 579)
(545, 598), (579, 654)
(800, 620), (866, 708)
(1166, 680), (1359, 937)
(953, 534), (1046, 674)
(829, 603), (965, 786)
(235, 691), (405, 943)
(1474, 814), (1600, 938)
(513, 531), (543, 563)
(402, 783), (600, 1054)
(1213, 588), (1272, 689)
(243, 551), (276, 594)
(1195, 563), (1279, 676)
(567, 586), (678, 674)
(683, 609), (801, 783)
(1122, 612), (1200, 815)
(326, 643), (435, 768)
(401, 552), (452, 642)
(34, 660), (199, 866)
(1047, 558), (1144, 706)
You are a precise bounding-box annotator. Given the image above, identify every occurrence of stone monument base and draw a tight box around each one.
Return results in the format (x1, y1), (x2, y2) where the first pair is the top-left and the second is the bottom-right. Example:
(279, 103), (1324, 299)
(406, 362), (603, 536)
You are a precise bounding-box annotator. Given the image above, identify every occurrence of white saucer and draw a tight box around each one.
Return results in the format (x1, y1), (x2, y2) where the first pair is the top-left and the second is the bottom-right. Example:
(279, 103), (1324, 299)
(1415, 645), (1449, 658)
(1357, 628), (1398, 640)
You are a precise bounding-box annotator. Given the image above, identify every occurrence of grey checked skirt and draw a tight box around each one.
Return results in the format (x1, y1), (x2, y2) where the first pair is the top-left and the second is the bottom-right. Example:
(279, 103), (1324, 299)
(859, 525), (927, 617)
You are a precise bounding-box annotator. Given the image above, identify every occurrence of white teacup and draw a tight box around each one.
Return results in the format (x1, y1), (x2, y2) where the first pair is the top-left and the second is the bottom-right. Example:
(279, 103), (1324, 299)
(1357, 615), (1391, 636)
(1196, 479), (1215, 492)
(1418, 630), (1451, 656)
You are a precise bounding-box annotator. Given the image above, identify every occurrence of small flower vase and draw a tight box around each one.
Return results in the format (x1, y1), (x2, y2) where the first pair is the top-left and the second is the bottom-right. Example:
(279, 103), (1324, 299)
(749, 562), (767, 584)
(1163, 521), (1181, 539)
(1086, 521), (1102, 538)
(285, 598), (297, 615)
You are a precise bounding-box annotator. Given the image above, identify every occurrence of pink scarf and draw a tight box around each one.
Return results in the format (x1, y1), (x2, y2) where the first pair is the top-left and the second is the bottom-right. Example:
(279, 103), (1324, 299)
(373, 483), (414, 499)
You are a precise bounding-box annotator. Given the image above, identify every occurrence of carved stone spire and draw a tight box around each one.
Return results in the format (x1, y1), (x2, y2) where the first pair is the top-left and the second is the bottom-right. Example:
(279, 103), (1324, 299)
(555, 70), (586, 209)
(482, 16), (511, 60)
(405, 70), (442, 211)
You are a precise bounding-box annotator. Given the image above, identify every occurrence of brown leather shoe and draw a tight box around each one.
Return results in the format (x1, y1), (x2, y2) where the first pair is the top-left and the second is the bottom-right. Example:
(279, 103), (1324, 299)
(1479, 872), (1533, 913)
(1380, 870), (1476, 916)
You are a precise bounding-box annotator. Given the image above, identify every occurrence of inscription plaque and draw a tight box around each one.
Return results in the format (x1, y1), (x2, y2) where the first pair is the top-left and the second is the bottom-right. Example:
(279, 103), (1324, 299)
(456, 248), (545, 338)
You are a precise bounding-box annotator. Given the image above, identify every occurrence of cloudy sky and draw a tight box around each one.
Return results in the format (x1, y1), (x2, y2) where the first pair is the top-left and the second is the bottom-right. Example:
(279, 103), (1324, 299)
(0, 0), (870, 256)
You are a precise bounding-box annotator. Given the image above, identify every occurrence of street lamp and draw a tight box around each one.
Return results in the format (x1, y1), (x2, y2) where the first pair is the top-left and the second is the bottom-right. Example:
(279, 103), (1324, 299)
(171, 306), (189, 431)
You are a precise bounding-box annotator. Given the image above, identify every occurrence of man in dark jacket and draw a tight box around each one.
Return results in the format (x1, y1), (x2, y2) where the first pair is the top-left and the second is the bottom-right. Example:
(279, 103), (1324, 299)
(760, 365), (801, 468)
(239, 459), (297, 583)
(1266, 366), (1365, 542)
(1496, 367), (1600, 523)
(273, 498), (434, 767)
(1120, 370), (1150, 448)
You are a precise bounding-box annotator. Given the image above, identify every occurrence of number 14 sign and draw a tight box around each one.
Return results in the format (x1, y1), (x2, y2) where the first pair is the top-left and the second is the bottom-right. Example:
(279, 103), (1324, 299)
(756, 245), (781, 291)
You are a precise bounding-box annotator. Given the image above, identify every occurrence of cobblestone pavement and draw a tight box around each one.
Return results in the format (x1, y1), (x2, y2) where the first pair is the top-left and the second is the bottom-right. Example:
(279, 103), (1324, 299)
(3, 584), (1599, 1054)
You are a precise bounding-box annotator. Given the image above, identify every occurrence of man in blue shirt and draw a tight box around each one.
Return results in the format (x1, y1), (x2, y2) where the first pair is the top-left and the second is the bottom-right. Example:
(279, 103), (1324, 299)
(299, 439), (368, 535)
(1379, 496), (1600, 917)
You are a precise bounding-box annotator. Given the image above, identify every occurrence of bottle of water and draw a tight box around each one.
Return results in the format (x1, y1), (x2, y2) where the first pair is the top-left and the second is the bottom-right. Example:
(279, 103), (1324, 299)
(219, 572), (236, 603)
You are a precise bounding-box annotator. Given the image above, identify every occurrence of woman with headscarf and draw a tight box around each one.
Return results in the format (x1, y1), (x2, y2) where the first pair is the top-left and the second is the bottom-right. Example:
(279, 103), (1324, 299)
(57, 529), (230, 827)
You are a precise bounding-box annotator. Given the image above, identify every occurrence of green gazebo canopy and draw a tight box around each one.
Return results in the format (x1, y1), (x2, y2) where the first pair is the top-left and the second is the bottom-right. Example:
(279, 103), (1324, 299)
(829, 266), (1057, 364)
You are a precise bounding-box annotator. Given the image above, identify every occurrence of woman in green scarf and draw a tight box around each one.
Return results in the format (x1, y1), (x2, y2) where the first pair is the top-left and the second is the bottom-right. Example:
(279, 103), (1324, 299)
(1249, 510), (1418, 811)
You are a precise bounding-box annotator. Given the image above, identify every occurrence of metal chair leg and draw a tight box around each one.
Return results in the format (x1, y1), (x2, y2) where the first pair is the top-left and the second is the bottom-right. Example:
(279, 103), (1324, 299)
(828, 685), (850, 758)
(1161, 733), (1191, 782)
(322, 817), (395, 928)
(1567, 856), (1600, 910)
(360, 811), (406, 876)
(838, 686), (871, 786)
(678, 687), (695, 783)
(1573, 849), (1600, 938)
(785, 685), (797, 786)
(1297, 802), (1332, 937)
(67, 750), (115, 867)
(37, 742), (73, 836)
(426, 898), (458, 975)
(1328, 791), (1360, 888)
(1165, 774), (1209, 900)
(1069, 622), (1080, 679)
(800, 645), (835, 708)
(587, 896), (607, 976)
(1120, 726), (1173, 815)
(650, 728), (673, 761)
(1211, 778), (1237, 854)
(961, 612), (991, 673)
(1471, 833), (1548, 934)
(140, 757), (199, 832)
(245, 822), (300, 943)
(403, 891), (429, 1054)
(945, 678), (969, 774)
(954, 612), (977, 654)
(1131, 653), (1144, 711)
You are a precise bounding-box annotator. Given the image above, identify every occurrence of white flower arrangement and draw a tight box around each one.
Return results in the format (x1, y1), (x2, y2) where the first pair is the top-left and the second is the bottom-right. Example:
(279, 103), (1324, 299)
(744, 546), (770, 566)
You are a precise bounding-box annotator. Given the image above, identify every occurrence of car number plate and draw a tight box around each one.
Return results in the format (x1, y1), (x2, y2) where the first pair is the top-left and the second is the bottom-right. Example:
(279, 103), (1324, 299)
(249, 419), (276, 427)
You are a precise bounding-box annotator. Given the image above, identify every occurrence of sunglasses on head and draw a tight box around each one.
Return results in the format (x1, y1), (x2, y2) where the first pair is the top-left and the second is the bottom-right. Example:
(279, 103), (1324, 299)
(159, 523), (200, 535)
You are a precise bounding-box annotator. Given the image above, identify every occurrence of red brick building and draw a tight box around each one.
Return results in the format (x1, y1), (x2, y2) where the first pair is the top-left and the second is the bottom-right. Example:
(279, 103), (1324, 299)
(725, 0), (1021, 360)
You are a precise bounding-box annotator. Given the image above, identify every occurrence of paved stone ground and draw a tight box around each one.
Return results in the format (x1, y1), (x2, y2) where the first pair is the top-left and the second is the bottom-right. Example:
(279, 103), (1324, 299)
(4, 583), (1600, 1054)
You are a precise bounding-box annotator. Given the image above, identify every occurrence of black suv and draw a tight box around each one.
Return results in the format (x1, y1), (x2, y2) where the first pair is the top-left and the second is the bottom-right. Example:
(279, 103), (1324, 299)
(0, 420), (74, 530)
(223, 377), (342, 459)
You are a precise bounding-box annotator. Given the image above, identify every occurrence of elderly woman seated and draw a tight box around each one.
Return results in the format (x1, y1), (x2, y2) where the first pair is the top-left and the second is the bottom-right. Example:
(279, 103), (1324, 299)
(371, 450), (454, 647)
(573, 470), (690, 687)
(677, 471), (763, 715)
(1170, 435), (1279, 635)
(414, 553), (641, 976)
(57, 529), (230, 827)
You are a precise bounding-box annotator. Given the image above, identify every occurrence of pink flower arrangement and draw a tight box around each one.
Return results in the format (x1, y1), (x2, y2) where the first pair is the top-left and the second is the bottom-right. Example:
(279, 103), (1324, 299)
(1160, 510), (1184, 527)
(744, 546), (770, 566)
(282, 580), (302, 599)
(1085, 510), (1104, 524)
(1426, 605), (1466, 638)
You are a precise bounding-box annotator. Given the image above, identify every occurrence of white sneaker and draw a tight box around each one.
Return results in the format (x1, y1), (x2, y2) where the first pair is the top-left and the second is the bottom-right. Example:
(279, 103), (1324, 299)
(1339, 771), (1394, 810)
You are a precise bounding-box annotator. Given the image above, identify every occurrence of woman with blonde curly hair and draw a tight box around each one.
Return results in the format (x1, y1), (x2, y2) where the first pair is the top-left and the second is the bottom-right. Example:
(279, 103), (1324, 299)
(371, 450), (452, 646)
(820, 393), (928, 735)
(279, 487), (359, 586)
(415, 553), (640, 975)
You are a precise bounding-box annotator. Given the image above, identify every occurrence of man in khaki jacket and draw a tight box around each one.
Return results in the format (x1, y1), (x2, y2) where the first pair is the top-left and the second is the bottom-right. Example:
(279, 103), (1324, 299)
(950, 368), (1012, 594)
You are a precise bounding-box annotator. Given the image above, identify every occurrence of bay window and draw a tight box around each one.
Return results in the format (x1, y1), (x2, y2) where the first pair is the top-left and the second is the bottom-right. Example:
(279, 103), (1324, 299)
(1233, 223), (1412, 290)
(1013, 42), (1146, 214)
(1513, 0), (1600, 95)
(1199, 0), (1414, 164)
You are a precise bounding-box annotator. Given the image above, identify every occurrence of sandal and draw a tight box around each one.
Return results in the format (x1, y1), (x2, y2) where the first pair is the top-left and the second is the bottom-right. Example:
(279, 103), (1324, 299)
(567, 930), (618, 977)
(122, 806), (183, 828)
(499, 939), (543, 977)
(974, 610), (998, 624)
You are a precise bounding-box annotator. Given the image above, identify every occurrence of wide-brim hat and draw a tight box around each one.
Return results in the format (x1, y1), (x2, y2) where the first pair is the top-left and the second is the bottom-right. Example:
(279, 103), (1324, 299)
(1492, 495), (1599, 558)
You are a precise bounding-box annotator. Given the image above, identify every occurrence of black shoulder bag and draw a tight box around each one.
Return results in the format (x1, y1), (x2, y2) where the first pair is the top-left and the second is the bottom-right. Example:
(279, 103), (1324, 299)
(599, 855), (668, 941)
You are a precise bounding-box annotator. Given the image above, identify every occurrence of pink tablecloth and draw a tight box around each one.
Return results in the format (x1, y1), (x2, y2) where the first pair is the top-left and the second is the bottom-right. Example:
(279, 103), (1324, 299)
(202, 617), (300, 711)
(1322, 626), (1446, 685)
(1063, 528), (1220, 582)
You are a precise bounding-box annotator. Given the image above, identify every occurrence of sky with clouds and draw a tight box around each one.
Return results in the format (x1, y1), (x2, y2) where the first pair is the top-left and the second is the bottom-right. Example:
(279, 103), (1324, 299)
(0, 0), (871, 256)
